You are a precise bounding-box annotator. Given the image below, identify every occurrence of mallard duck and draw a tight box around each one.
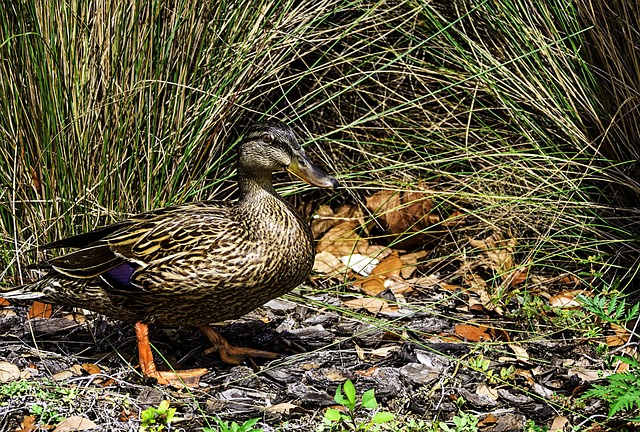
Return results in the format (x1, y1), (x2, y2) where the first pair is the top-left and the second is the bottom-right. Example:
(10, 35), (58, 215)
(2, 119), (337, 385)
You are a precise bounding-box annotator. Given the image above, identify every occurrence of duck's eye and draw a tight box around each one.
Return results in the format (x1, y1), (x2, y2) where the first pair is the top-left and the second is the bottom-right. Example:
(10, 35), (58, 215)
(262, 133), (273, 143)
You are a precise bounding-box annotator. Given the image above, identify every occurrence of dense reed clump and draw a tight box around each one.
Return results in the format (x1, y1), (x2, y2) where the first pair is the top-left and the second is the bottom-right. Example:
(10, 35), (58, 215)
(1, 0), (638, 291)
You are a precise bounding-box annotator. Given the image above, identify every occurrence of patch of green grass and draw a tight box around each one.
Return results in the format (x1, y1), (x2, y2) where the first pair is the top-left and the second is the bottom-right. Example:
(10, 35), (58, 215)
(524, 419), (548, 432)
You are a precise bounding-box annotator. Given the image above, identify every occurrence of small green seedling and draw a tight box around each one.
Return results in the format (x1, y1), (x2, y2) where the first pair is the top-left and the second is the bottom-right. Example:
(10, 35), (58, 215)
(437, 397), (479, 432)
(29, 404), (64, 425)
(468, 354), (490, 372)
(140, 400), (177, 432)
(438, 411), (479, 432)
(202, 416), (264, 432)
(322, 379), (394, 431)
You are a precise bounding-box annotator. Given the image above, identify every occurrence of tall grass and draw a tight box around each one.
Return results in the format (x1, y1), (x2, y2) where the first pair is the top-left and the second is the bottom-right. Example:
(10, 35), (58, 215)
(0, 0), (344, 280)
(292, 0), (640, 288)
(1, 0), (638, 291)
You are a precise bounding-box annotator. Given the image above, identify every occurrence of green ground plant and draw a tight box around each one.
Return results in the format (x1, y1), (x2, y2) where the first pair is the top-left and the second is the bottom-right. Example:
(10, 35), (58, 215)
(437, 398), (479, 432)
(437, 412), (479, 432)
(0, 379), (89, 428)
(0, 380), (32, 398)
(320, 379), (394, 431)
(578, 291), (640, 328)
(574, 284), (640, 422)
(29, 403), (65, 426)
(203, 417), (264, 432)
(580, 355), (640, 421)
(139, 400), (177, 432)
(524, 419), (548, 432)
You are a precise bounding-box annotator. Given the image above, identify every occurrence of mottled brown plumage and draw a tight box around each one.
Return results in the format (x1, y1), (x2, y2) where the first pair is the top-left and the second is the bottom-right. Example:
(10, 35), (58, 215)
(3, 120), (337, 382)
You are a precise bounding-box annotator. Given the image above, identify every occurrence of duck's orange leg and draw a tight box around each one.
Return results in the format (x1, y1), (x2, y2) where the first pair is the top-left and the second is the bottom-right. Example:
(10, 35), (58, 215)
(197, 325), (279, 364)
(134, 322), (208, 386)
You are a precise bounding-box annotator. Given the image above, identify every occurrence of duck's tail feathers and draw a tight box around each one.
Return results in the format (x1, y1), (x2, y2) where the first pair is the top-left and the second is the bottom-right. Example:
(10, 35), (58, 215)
(1, 280), (50, 301)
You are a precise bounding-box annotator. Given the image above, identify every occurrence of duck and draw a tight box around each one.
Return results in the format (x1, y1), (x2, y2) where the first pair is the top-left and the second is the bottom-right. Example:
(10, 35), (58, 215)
(2, 119), (338, 385)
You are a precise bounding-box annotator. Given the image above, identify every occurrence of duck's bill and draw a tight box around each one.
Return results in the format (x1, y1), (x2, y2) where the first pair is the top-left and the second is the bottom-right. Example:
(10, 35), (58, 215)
(287, 153), (338, 188)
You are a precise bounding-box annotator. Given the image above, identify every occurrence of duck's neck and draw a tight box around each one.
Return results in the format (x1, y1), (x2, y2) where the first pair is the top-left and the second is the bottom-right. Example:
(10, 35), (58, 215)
(237, 167), (279, 204)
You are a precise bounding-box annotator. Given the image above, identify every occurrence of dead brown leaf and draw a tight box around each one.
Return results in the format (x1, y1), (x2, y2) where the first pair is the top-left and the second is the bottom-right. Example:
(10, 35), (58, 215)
(355, 343), (366, 360)
(454, 324), (491, 341)
(387, 277), (414, 295)
(365, 189), (439, 248)
(28, 302), (53, 319)
(476, 383), (499, 401)
(399, 250), (428, 279)
(63, 313), (86, 324)
(266, 402), (307, 414)
(508, 344), (530, 364)
(353, 251), (403, 296)
(52, 370), (74, 381)
(99, 378), (116, 387)
(15, 415), (37, 432)
(469, 233), (517, 277)
(561, 274), (581, 286)
(342, 297), (399, 314)
(366, 190), (438, 233)
(442, 210), (465, 227)
(478, 413), (498, 427)
(311, 204), (362, 240)
(407, 274), (438, 287)
(316, 217), (385, 262)
(606, 324), (630, 348)
(549, 290), (584, 308)
(503, 264), (529, 288)
(118, 409), (137, 422)
(0, 361), (20, 383)
(488, 327), (510, 342)
(316, 219), (362, 256)
(339, 254), (379, 276)
(355, 366), (380, 377)
(516, 368), (535, 384)
(313, 250), (347, 276)
(53, 416), (98, 432)
(464, 270), (490, 292)
(324, 368), (348, 382)
(81, 363), (102, 375)
(369, 346), (400, 358)
(549, 415), (569, 432)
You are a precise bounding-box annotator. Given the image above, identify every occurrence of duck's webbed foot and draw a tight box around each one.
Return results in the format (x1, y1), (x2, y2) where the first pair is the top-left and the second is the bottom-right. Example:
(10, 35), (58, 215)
(135, 322), (208, 387)
(197, 324), (280, 364)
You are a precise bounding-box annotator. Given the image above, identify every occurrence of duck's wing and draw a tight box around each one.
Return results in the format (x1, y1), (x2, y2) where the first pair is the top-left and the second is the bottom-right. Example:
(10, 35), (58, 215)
(33, 202), (232, 282)
(32, 203), (194, 254)
(34, 221), (133, 252)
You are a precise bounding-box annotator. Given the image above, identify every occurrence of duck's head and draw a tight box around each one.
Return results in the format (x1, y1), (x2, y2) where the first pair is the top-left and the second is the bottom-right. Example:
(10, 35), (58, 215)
(239, 120), (338, 188)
